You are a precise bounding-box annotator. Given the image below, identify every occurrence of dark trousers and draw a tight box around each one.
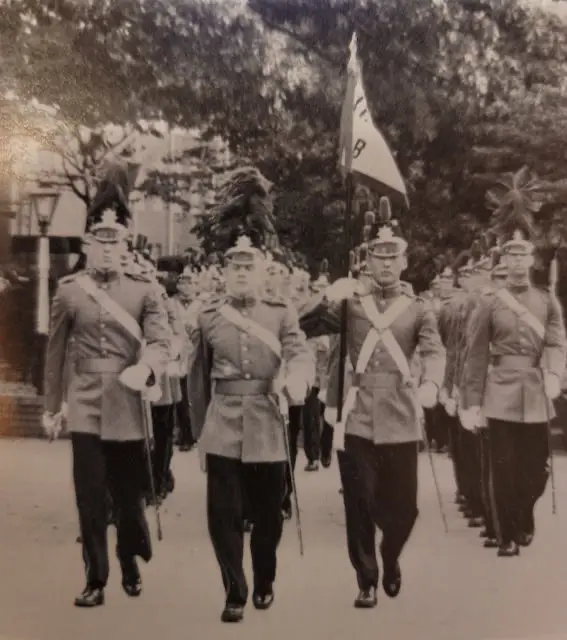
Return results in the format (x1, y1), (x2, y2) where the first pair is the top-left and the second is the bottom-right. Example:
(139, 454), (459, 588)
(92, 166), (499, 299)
(479, 429), (496, 537)
(151, 404), (175, 495)
(447, 413), (465, 496)
(319, 402), (334, 461)
(424, 405), (449, 450)
(303, 387), (322, 462)
(282, 396), (323, 509)
(206, 454), (286, 605)
(72, 433), (152, 589)
(488, 419), (550, 544)
(177, 376), (195, 448)
(339, 435), (419, 590)
(459, 428), (483, 517)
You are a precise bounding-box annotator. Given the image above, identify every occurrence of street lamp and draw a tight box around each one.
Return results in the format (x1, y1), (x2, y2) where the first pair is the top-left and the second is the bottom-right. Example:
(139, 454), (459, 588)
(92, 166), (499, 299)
(29, 188), (60, 337)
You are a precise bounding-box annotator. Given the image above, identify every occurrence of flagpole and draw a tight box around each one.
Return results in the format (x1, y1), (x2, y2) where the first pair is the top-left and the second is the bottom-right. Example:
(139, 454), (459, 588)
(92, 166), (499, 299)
(336, 172), (354, 423)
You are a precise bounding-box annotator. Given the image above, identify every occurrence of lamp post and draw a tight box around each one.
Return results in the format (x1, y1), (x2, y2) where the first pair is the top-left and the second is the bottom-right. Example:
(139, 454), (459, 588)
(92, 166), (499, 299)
(29, 189), (60, 394)
(28, 188), (60, 393)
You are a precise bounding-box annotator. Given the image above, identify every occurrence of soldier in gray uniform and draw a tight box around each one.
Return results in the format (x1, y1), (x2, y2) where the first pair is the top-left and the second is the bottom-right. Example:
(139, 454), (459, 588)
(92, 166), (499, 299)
(42, 164), (171, 607)
(300, 200), (445, 608)
(188, 233), (315, 624)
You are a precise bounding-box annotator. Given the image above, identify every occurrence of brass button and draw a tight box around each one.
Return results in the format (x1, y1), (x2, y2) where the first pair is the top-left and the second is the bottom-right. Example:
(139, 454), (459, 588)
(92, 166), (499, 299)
(243, 359), (250, 365)
(244, 373), (251, 380)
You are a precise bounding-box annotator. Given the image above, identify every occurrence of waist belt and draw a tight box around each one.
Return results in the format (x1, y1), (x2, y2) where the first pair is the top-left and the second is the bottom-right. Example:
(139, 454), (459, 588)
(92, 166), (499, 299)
(75, 358), (131, 374)
(353, 371), (411, 388)
(214, 379), (273, 396)
(491, 355), (539, 368)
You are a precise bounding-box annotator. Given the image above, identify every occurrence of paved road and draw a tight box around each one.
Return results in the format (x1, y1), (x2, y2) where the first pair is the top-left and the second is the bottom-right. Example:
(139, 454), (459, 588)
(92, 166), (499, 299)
(1, 439), (567, 640)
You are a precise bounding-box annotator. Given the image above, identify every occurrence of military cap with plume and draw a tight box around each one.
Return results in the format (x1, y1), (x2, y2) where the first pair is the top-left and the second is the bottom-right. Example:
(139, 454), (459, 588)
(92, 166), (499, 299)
(210, 166), (279, 255)
(85, 162), (140, 235)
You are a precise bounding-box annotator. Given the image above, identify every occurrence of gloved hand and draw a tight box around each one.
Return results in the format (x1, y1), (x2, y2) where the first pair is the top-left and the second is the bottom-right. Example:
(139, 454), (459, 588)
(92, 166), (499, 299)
(170, 337), (183, 359)
(143, 385), (162, 403)
(438, 388), (449, 406)
(42, 411), (62, 442)
(417, 381), (438, 408)
(284, 377), (308, 406)
(460, 406), (482, 431)
(167, 358), (182, 377)
(324, 277), (358, 303)
(60, 402), (69, 420)
(544, 372), (561, 400)
(445, 398), (457, 417)
(119, 363), (153, 392)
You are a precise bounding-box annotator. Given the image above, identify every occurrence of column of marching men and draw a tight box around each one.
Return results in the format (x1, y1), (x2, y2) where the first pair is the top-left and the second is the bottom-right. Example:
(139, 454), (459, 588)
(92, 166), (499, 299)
(40, 161), (567, 622)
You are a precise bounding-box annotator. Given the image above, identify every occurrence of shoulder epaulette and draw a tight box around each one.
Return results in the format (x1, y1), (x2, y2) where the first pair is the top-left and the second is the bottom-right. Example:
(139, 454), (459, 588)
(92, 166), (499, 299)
(124, 271), (152, 283)
(200, 296), (225, 312)
(400, 281), (415, 297)
(261, 295), (287, 307)
(58, 272), (81, 285)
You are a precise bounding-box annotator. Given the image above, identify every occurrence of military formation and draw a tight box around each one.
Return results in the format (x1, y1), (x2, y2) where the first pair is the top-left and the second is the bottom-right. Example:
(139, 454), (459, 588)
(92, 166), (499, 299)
(41, 162), (567, 623)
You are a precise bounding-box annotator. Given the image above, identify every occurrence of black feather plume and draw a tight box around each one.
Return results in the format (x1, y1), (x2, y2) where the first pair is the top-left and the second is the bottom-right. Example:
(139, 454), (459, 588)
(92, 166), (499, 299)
(378, 197), (392, 224)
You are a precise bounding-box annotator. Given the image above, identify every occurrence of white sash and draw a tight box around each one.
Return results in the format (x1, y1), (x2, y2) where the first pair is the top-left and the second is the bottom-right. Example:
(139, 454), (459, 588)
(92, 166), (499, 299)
(76, 274), (143, 343)
(496, 288), (545, 339)
(74, 274), (157, 431)
(335, 294), (413, 448)
(219, 303), (282, 359)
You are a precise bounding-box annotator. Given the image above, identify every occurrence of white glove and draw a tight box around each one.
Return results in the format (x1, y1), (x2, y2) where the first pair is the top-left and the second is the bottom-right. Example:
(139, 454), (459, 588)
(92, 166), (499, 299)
(445, 398), (457, 417)
(417, 381), (438, 408)
(60, 402), (69, 420)
(324, 406), (337, 426)
(460, 406), (481, 431)
(42, 411), (62, 442)
(143, 385), (162, 403)
(324, 277), (358, 303)
(544, 372), (561, 400)
(284, 377), (308, 406)
(167, 359), (182, 377)
(170, 337), (183, 359)
(119, 363), (153, 392)
(438, 388), (449, 406)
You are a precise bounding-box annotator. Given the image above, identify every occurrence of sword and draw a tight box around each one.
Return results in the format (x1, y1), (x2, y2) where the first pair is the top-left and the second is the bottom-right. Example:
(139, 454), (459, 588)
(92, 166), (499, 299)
(541, 366), (557, 516)
(141, 395), (163, 541)
(420, 416), (449, 533)
(278, 392), (304, 556)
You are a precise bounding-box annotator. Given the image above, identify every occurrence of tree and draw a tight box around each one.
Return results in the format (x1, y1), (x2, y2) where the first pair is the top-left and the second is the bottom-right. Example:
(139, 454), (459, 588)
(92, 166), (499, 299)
(35, 121), (166, 209)
(246, 0), (567, 287)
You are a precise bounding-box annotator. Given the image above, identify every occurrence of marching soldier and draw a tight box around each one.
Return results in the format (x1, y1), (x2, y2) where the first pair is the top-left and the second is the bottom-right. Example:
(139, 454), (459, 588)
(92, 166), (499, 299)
(462, 229), (566, 556)
(150, 264), (185, 501)
(300, 199), (445, 609)
(175, 265), (202, 451)
(42, 163), (171, 607)
(187, 165), (315, 623)
(460, 253), (509, 549)
(437, 265), (468, 508)
(423, 273), (448, 452)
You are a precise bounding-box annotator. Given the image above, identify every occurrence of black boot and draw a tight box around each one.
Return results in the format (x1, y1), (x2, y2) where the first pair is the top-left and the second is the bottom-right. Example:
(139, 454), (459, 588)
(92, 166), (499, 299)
(74, 585), (104, 608)
(382, 561), (402, 598)
(252, 586), (275, 610)
(221, 603), (244, 623)
(120, 557), (142, 597)
(354, 586), (377, 608)
(497, 541), (520, 557)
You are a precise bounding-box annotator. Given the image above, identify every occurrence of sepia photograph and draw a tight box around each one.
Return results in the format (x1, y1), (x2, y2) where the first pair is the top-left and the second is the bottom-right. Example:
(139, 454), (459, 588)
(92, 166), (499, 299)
(1, 0), (567, 638)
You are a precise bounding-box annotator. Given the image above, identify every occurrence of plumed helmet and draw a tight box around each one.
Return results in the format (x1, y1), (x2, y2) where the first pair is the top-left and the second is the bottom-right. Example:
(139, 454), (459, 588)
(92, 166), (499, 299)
(85, 162), (140, 240)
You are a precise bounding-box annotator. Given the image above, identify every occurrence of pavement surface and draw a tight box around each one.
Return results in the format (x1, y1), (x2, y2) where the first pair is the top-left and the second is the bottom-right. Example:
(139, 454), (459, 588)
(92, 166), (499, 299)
(1, 439), (567, 640)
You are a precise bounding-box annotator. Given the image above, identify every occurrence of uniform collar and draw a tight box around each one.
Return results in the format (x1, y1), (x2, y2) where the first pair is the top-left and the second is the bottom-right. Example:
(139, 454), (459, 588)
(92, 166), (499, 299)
(506, 278), (531, 294)
(87, 268), (120, 283)
(370, 280), (402, 299)
(228, 293), (257, 309)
